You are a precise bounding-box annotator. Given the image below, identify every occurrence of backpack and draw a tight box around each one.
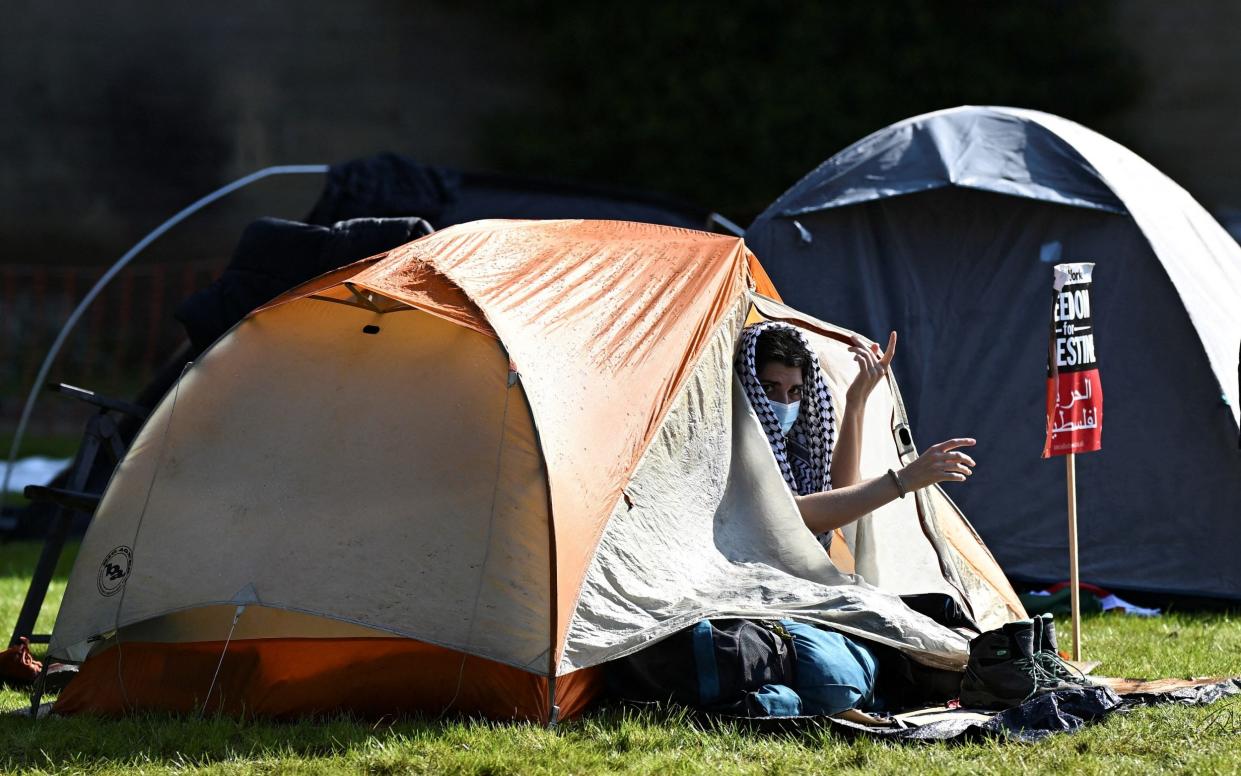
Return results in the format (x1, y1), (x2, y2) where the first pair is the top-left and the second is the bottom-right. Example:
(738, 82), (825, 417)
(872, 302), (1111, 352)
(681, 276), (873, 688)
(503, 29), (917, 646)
(606, 618), (798, 716)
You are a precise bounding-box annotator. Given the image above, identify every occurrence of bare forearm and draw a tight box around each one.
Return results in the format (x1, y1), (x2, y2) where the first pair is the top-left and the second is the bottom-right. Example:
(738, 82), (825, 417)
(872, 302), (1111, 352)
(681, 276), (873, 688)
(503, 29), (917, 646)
(794, 472), (902, 534)
(801, 437), (978, 535)
(829, 402), (865, 488)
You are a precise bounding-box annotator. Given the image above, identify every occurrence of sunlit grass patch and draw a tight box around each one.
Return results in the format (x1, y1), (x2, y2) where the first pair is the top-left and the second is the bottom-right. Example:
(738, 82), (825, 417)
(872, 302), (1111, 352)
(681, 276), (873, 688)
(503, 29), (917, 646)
(1, 540), (1238, 775)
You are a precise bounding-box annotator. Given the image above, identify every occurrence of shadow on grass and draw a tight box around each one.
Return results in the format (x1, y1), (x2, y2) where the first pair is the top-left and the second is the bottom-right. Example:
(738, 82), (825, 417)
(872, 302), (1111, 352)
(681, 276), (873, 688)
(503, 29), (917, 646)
(0, 702), (716, 771)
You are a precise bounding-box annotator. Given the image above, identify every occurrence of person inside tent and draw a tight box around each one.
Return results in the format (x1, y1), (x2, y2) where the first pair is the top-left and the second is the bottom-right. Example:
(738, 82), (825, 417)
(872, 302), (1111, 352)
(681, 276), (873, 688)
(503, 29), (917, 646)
(729, 322), (978, 718)
(616, 323), (989, 719)
(736, 321), (976, 547)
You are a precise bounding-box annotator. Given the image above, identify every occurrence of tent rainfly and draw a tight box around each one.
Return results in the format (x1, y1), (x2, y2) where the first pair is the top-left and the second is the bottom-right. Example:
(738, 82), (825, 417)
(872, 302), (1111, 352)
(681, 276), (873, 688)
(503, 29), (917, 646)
(746, 106), (1241, 601)
(49, 220), (1023, 721)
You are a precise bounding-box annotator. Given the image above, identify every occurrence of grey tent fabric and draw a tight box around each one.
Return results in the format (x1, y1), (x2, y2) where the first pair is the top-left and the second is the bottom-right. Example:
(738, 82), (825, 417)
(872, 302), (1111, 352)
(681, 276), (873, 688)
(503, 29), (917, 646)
(766, 109), (1124, 217)
(746, 106), (1241, 600)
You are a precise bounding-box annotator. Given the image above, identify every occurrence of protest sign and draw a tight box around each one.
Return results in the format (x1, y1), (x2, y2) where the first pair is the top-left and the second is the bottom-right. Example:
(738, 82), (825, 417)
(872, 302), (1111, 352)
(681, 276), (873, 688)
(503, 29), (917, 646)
(1043, 262), (1103, 457)
(1042, 262), (1103, 661)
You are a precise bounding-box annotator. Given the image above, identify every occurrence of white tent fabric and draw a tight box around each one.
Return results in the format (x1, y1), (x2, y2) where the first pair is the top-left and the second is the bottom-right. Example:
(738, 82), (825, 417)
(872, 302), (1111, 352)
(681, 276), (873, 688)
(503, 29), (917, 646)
(51, 300), (553, 668)
(564, 301), (974, 673)
(750, 295), (1019, 628)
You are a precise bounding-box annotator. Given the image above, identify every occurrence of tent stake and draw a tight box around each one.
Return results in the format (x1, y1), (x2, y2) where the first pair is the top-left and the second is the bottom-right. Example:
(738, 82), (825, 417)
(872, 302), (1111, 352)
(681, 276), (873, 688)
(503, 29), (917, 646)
(546, 675), (560, 729)
(1066, 452), (1082, 661)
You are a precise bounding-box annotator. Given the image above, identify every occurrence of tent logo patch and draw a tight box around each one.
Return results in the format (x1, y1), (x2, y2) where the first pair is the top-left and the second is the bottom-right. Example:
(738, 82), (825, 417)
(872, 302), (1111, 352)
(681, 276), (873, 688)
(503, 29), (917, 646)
(97, 546), (132, 597)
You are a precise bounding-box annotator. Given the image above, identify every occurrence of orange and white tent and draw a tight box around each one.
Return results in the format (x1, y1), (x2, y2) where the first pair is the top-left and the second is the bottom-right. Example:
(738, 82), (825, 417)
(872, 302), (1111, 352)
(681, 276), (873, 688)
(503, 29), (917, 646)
(49, 220), (1023, 722)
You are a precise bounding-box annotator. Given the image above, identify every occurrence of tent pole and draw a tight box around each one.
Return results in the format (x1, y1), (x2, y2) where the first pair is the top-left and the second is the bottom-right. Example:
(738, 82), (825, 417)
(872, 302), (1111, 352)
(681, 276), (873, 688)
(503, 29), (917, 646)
(1, 165), (328, 500)
(1066, 452), (1082, 661)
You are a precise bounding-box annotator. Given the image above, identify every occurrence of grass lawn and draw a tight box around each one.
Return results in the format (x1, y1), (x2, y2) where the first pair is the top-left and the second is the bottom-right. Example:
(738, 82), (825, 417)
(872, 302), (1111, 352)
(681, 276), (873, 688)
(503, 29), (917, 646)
(1, 540), (1238, 775)
(0, 434), (83, 461)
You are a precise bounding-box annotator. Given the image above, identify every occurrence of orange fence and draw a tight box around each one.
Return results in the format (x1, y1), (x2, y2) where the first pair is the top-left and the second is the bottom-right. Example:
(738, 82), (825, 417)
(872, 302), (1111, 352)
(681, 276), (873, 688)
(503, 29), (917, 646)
(1, 260), (221, 438)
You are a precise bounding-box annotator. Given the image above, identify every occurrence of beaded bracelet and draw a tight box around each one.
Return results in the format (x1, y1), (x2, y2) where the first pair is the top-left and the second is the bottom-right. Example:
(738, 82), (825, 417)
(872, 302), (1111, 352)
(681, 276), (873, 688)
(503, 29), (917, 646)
(887, 468), (907, 499)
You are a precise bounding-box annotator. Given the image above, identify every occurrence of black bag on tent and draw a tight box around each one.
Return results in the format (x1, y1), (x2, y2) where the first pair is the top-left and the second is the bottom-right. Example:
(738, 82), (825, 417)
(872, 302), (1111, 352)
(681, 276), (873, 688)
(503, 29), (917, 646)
(608, 617), (963, 716)
(174, 215), (431, 355)
(900, 592), (979, 632)
(606, 619), (797, 716)
(306, 152), (710, 230)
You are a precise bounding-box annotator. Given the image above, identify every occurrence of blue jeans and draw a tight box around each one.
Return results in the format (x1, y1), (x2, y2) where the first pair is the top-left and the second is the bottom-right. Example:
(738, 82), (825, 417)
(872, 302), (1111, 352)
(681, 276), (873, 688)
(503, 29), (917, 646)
(782, 620), (879, 715)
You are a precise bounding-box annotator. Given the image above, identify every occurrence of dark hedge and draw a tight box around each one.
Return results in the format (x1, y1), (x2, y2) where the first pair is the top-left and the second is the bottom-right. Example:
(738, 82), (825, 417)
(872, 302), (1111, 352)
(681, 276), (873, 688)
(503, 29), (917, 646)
(478, 1), (1143, 219)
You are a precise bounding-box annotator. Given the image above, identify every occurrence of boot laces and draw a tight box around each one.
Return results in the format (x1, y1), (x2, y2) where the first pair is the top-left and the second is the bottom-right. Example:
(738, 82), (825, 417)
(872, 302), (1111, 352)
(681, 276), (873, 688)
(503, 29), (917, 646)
(1010, 657), (1044, 702)
(1034, 650), (1091, 686)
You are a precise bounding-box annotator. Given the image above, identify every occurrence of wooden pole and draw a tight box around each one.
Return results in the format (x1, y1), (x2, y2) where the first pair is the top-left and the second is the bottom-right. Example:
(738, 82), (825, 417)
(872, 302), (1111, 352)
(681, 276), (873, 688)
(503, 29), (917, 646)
(1066, 452), (1082, 661)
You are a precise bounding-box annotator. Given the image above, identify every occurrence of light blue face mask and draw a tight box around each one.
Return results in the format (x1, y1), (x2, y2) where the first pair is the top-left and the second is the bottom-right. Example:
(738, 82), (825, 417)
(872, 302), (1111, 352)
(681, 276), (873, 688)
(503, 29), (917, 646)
(770, 399), (800, 436)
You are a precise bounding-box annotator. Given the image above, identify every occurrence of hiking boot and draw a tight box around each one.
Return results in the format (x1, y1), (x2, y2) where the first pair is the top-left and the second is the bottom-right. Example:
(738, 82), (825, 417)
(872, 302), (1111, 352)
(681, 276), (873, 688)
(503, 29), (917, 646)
(1033, 613), (1091, 686)
(960, 620), (1040, 709)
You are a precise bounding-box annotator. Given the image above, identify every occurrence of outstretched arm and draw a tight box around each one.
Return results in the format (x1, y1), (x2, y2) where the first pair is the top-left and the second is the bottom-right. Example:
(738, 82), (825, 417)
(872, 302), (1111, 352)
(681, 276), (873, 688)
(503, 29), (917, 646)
(797, 438), (977, 534)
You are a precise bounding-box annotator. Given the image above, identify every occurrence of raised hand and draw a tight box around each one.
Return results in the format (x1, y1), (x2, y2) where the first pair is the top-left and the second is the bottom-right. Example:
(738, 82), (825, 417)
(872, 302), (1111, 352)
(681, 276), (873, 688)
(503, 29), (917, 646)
(897, 438), (977, 492)
(846, 331), (897, 405)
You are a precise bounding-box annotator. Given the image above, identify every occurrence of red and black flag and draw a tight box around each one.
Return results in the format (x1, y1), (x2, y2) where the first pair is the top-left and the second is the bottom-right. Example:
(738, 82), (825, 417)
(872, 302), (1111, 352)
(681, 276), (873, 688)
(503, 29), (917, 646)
(1043, 263), (1102, 457)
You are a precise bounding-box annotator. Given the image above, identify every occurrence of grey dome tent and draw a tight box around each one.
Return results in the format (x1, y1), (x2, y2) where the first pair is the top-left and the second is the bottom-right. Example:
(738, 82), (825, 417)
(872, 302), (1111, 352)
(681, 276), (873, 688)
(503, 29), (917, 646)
(746, 106), (1241, 600)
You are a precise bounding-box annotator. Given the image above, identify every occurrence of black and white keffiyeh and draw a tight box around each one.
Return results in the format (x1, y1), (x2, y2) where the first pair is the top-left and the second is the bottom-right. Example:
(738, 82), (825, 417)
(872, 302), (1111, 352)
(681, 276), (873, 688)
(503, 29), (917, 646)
(735, 322), (837, 502)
